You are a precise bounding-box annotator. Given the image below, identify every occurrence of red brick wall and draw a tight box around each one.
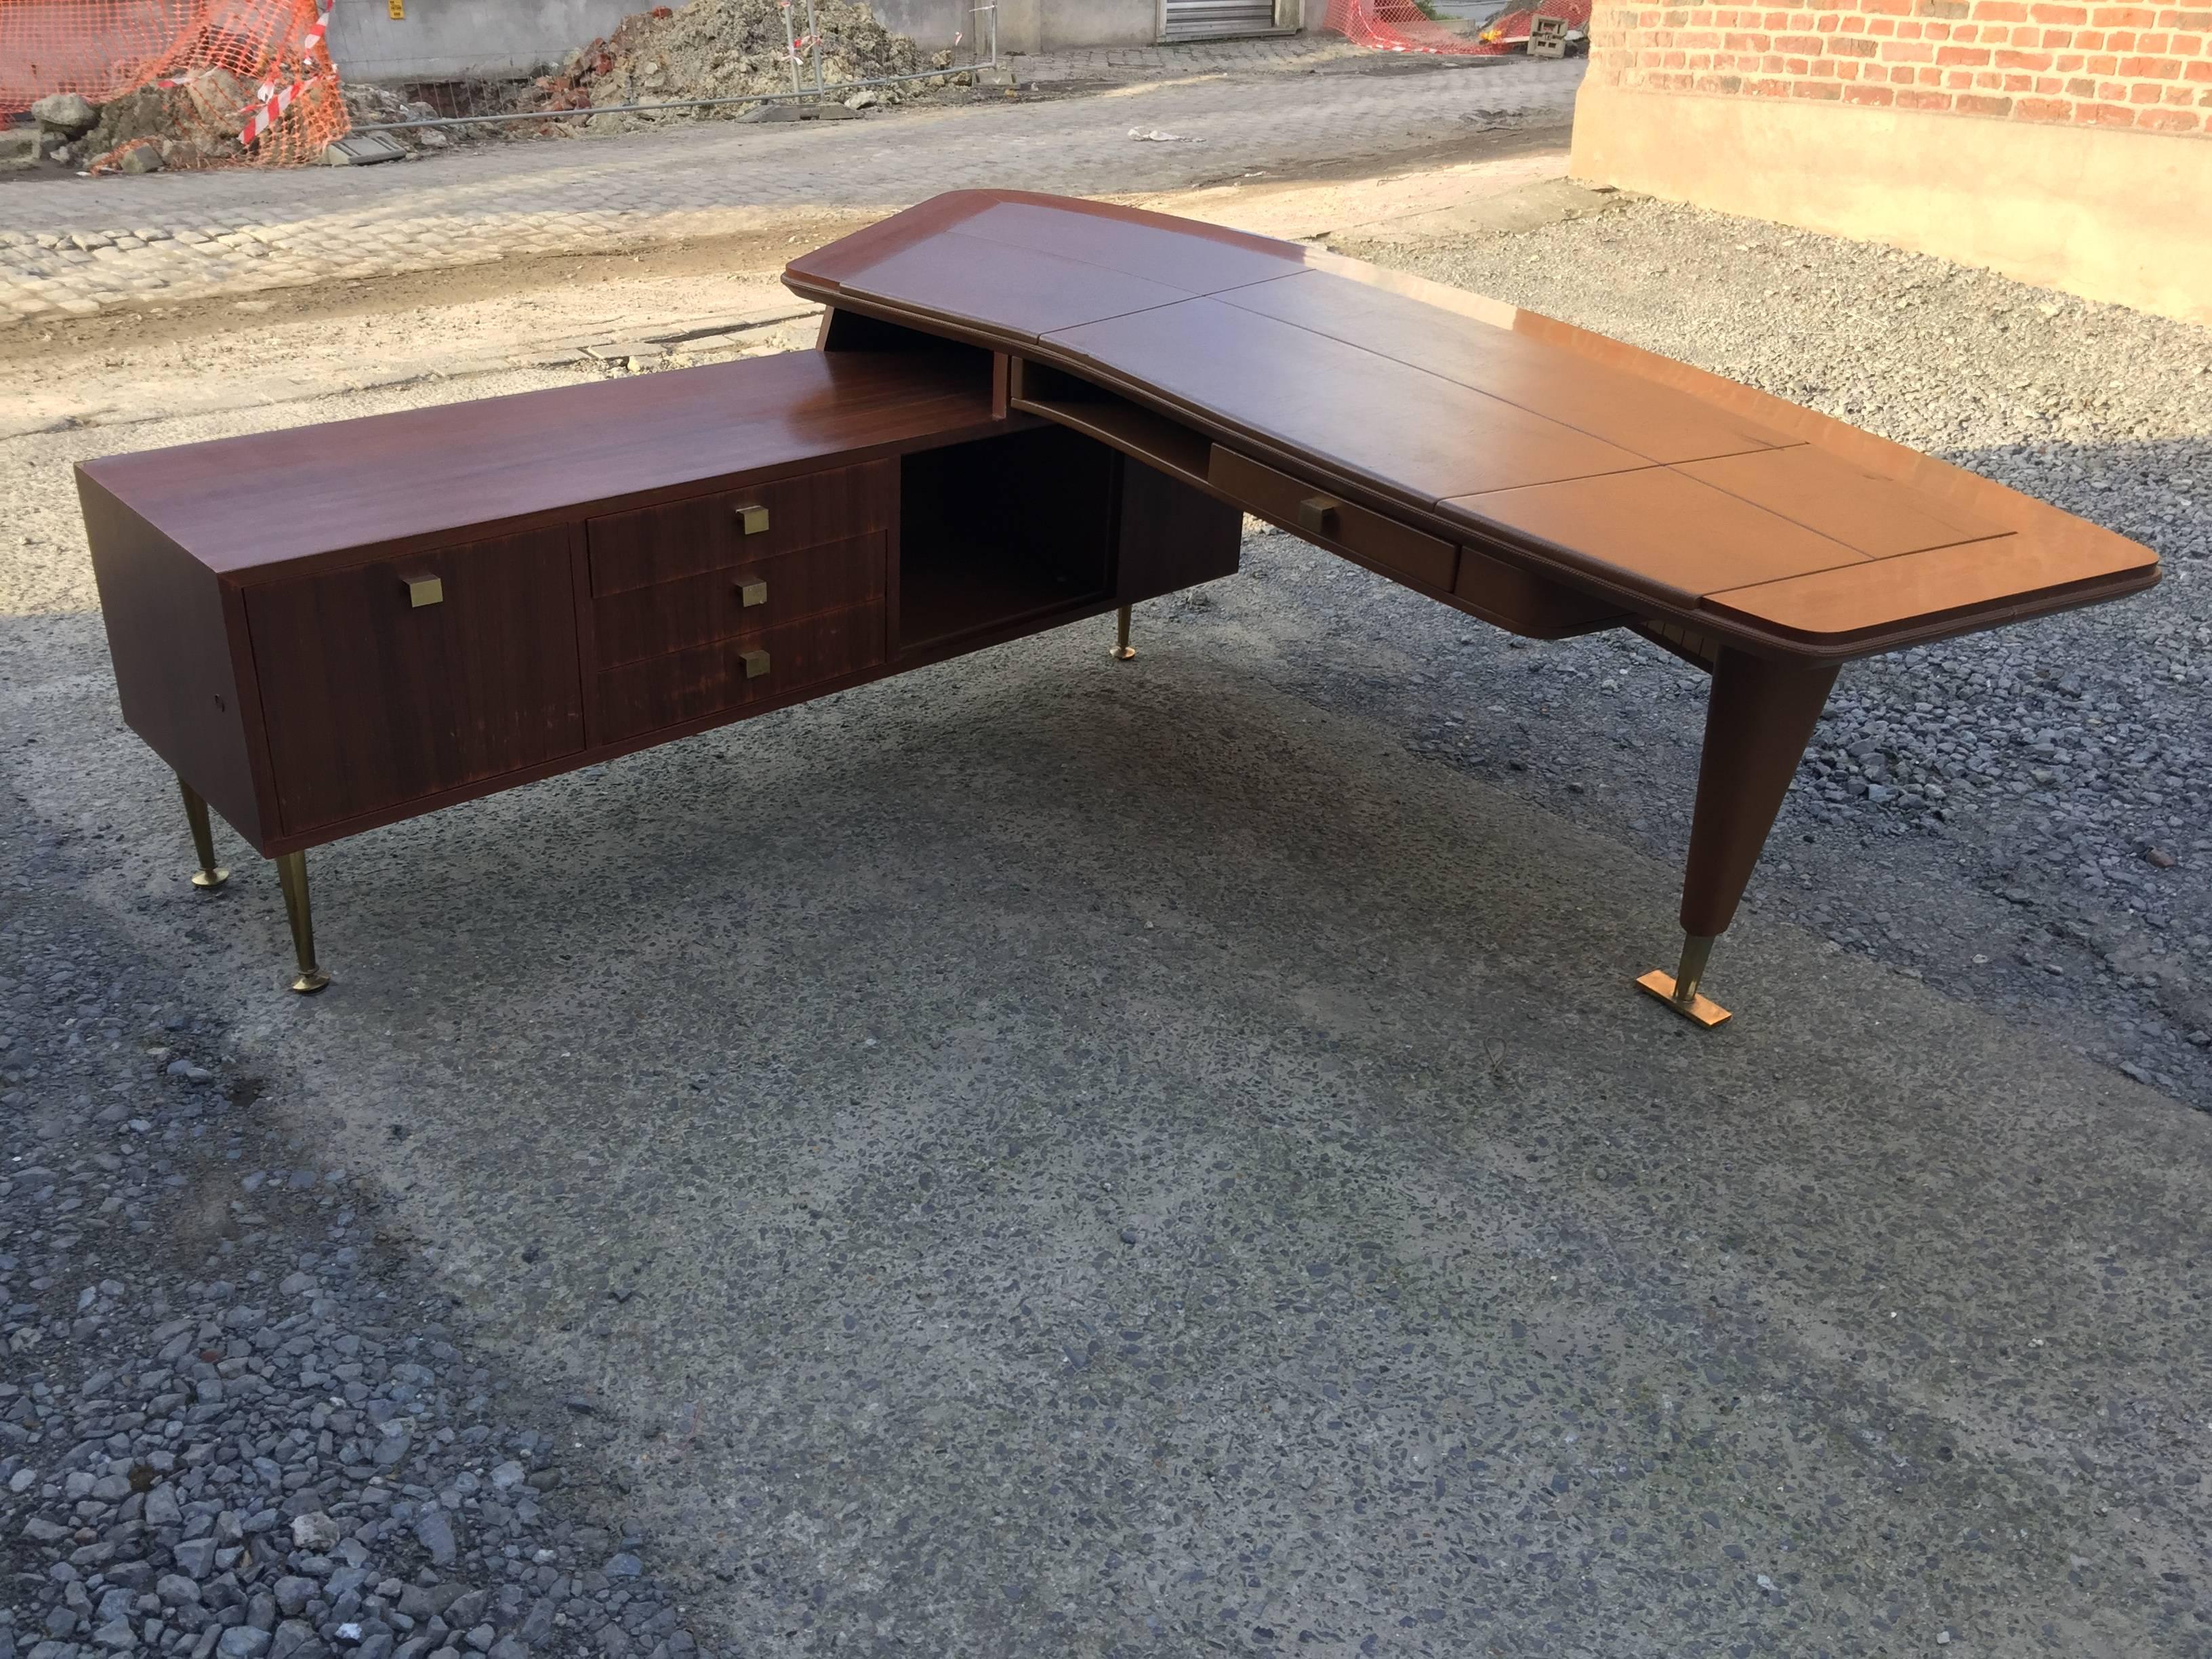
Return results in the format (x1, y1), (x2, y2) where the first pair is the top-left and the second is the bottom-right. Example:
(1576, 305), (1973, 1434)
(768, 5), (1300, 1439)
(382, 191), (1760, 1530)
(1586, 0), (2212, 134)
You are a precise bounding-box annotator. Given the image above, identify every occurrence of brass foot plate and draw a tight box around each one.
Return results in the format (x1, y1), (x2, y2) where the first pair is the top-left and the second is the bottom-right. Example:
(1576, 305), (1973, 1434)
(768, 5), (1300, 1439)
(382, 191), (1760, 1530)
(190, 867), (230, 890)
(1636, 969), (1732, 1028)
(289, 969), (331, 995)
(1112, 644), (1136, 661)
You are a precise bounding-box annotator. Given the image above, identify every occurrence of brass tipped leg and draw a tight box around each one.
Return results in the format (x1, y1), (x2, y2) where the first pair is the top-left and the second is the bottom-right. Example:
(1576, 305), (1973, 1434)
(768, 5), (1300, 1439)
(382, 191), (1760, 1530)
(1636, 933), (1731, 1028)
(274, 851), (331, 994)
(1112, 605), (1136, 661)
(178, 779), (228, 891)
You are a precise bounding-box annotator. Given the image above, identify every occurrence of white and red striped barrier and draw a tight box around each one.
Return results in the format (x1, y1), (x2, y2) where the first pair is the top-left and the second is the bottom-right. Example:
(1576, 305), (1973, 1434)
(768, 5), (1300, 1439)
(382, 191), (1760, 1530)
(239, 0), (332, 149)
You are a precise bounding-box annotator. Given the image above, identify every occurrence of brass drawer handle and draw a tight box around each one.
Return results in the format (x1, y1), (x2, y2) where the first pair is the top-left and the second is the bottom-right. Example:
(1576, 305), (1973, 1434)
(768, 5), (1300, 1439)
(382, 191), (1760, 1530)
(401, 574), (443, 608)
(734, 504), (771, 535)
(737, 578), (769, 608)
(1297, 495), (1340, 537)
(740, 648), (771, 680)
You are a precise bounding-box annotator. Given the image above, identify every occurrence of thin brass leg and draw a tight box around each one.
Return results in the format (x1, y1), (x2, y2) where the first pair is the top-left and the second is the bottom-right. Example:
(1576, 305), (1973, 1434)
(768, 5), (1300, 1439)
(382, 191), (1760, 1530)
(1637, 933), (1730, 1028)
(1112, 605), (1136, 662)
(273, 851), (331, 995)
(178, 778), (228, 891)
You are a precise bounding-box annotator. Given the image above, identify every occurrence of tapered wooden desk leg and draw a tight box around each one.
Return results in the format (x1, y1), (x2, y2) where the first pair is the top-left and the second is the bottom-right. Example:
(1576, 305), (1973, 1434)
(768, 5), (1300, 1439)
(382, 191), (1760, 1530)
(1113, 605), (1136, 661)
(273, 851), (331, 994)
(177, 777), (228, 891)
(1638, 648), (1839, 1027)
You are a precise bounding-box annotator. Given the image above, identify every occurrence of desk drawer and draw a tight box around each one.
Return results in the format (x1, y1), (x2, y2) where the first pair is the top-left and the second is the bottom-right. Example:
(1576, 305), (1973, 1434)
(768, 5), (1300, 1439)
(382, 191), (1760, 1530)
(1453, 544), (1624, 640)
(1208, 445), (1458, 592)
(592, 532), (886, 669)
(587, 459), (894, 596)
(593, 602), (884, 744)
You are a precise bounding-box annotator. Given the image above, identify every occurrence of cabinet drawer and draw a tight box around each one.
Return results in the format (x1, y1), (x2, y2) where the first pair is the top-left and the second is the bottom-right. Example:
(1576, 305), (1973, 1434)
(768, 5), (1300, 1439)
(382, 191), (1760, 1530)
(592, 532), (886, 670)
(594, 603), (885, 745)
(1452, 544), (1624, 640)
(586, 459), (894, 596)
(1208, 445), (1458, 592)
(247, 529), (585, 835)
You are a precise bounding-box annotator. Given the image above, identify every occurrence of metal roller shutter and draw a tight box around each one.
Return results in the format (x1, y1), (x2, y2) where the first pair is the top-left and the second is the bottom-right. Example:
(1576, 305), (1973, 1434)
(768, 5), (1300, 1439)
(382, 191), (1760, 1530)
(1160, 0), (1279, 39)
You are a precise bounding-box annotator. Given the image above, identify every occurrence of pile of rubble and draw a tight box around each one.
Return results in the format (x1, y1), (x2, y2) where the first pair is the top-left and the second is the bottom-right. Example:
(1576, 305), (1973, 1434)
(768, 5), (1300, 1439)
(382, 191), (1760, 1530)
(2, 94), (89, 171)
(11, 79), (335, 174)
(531, 0), (959, 131)
(73, 73), (255, 173)
(0, 88), (190, 173)
(340, 81), (497, 156)
(4, 79), (482, 176)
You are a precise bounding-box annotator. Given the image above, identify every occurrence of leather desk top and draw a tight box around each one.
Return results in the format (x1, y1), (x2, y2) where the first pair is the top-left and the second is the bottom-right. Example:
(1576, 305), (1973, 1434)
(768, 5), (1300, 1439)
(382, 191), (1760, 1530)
(785, 190), (2158, 658)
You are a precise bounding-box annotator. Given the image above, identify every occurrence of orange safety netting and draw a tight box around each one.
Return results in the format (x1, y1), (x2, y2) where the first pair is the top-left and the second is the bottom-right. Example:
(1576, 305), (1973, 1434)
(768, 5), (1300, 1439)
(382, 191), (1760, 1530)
(1, 0), (349, 168)
(1321, 0), (1586, 56)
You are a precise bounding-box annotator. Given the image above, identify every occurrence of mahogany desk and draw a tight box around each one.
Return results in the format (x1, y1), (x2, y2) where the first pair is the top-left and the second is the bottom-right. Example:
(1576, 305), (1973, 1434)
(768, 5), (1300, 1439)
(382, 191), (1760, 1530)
(78, 191), (2158, 1023)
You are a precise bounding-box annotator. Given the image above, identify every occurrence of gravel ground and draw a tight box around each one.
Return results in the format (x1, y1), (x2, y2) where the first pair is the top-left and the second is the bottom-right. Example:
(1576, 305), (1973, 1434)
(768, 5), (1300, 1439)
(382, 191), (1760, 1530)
(0, 842), (714, 1659)
(1321, 198), (2212, 1109)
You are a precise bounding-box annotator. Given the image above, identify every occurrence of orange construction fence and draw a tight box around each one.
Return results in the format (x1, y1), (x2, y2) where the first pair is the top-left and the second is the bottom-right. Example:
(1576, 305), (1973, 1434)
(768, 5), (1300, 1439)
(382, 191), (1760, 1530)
(1, 0), (348, 167)
(1321, 0), (1589, 55)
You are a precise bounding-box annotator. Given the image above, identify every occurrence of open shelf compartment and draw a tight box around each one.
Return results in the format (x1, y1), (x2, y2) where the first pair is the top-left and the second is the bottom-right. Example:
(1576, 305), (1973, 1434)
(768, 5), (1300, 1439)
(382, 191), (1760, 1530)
(897, 424), (1118, 655)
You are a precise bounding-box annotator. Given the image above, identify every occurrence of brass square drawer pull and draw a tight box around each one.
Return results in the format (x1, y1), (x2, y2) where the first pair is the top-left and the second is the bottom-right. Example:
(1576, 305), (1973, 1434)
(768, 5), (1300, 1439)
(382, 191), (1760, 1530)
(741, 648), (771, 679)
(1211, 446), (1457, 592)
(585, 459), (892, 596)
(401, 574), (443, 608)
(737, 577), (769, 608)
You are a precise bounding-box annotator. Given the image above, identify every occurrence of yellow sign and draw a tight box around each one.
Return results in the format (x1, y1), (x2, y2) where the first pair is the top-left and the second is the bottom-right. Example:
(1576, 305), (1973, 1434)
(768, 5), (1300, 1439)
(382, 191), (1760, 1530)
(388, 0), (403, 17)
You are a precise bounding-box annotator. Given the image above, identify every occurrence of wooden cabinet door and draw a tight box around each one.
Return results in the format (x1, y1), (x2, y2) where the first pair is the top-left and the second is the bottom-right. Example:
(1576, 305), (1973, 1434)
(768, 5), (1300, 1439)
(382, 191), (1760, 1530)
(1115, 455), (1242, 606)
(247, 528), (585, 835)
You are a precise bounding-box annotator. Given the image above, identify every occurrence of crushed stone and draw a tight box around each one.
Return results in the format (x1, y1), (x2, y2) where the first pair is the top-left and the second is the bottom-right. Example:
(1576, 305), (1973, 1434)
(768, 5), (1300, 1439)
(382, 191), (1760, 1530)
(0, 850), (717, 1659)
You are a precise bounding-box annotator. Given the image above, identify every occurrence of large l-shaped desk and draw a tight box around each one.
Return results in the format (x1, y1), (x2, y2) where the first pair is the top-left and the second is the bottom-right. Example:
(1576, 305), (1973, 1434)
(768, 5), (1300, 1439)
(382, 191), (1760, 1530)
(78, 192), (2159, 1021)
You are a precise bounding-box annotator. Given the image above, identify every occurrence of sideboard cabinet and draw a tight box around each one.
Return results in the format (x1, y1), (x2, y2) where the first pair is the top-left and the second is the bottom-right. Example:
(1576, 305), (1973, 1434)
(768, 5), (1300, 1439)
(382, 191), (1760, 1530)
(80, 344), (1240, 988)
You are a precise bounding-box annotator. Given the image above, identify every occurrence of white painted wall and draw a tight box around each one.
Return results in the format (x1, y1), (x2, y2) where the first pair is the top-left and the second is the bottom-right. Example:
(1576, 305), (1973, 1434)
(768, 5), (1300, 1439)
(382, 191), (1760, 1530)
(328, 0), (637, 80)
(326, 0), (1246, 81)
(327, 0), (1309, 81)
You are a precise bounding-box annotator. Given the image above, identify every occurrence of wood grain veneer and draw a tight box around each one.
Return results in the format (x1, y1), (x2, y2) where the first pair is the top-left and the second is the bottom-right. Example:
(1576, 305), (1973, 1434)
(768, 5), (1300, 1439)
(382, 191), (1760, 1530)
(592, 532), (888, 669)
(594, 602), (887, 745)
(247, 527), (588, 835)
(587, 462), (894, 596)
(79, 472), (271, 844)
(79, 352), (997, 581)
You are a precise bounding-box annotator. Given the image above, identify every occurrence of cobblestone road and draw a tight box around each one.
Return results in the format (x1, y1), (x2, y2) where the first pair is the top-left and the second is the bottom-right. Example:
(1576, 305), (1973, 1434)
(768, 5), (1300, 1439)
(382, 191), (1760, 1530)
(0, 49), (1581, 321)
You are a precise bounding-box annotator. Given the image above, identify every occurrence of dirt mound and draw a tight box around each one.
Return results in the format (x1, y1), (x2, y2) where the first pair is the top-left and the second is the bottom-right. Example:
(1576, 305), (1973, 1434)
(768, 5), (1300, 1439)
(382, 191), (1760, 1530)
(533, 0), (958, 129)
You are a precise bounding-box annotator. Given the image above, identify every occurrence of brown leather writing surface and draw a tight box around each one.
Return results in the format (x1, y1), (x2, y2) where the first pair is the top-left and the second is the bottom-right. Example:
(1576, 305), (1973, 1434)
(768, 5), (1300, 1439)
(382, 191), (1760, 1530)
(1048, 298), (1651, 506)
(949, 199), (1306, 292)
(1443, 468), (1870, 606)
(1676, 445), (2011, 559)
(1703, 533), (2158, 642)
(1221, 269), (1797, 466)
(827, 230), (1204, 344)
